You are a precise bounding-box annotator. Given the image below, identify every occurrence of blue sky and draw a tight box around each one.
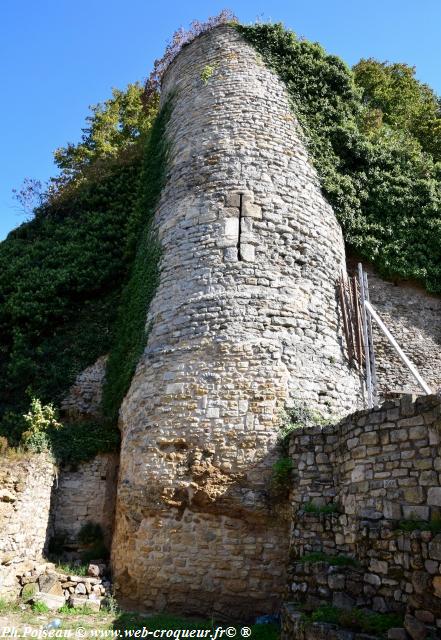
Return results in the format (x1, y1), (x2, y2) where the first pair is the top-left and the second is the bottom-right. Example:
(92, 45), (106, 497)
(1, 0), (440, 240)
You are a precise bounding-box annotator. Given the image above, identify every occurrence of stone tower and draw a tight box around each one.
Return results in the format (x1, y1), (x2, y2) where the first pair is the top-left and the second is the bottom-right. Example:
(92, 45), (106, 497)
(112, 25), (362, 618)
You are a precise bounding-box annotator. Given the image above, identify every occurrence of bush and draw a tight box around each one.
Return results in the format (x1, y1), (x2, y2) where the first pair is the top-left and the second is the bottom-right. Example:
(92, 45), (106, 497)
(20, 398), (61, 453)
(270, 457), (293, 497)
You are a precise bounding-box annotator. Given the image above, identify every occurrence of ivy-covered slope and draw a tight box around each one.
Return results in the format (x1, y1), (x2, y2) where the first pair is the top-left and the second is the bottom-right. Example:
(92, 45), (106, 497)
(0, 155), (142, 446)
(237, 23), (441, 293)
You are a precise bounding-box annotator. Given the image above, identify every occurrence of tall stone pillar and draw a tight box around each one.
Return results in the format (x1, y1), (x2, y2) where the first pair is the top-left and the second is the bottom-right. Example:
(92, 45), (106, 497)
(112, 25), (361, 619)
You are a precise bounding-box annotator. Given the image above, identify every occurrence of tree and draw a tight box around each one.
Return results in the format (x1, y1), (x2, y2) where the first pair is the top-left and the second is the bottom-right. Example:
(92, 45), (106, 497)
(53, 83), (159, 180)
(353, 58), (441, 161)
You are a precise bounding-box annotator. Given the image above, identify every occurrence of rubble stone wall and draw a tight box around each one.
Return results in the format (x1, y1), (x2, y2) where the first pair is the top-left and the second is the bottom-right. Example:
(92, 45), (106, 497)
(52, 453), (118, 546)
(112, 24), (362, 619)
(287, 394), (441, 637)
(0, 454), (55, 598)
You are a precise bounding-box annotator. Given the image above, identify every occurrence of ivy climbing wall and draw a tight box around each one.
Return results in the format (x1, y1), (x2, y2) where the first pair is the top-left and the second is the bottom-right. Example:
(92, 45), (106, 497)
(112, 25), (362, 618)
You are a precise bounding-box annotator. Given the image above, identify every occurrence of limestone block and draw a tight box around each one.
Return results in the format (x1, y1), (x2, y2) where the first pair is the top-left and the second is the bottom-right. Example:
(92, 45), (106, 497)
(34, 593), (65, 610)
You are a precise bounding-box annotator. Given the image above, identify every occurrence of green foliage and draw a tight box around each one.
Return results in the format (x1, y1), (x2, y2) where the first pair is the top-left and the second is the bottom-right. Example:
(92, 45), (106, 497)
(303, 501), (338, 514)
(32, 601), (50, 613)
(308, 605), (402, 636)
(354, 58), (441, 161)
(54, 83), (159, 181)
(299, 551), (359, 567)
(237, 23), (441, 293)
(112, 613), (279, 640)
(0, 82), (166, 453)
(270, 457), (293, 497)
(102, 99), (173, 422)
(48, 420), (120, 465)
(55, 563), (89, 577)
(0, 598), (20, 614)
(396, 518), (441, 534)
(20, 398), (62, 453)
(200, 65), (215, 84)
(0, 154), (143, 446)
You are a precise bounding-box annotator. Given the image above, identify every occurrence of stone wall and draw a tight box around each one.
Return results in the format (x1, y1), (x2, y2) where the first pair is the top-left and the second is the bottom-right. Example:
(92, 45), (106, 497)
(348, 260), (441, 398)
(287, 394), (441, 637)
(0, 454), (55, 598)
(52, 453), (118, 547)
(61, 355), (108, 419)
(112, 24), (362, 619)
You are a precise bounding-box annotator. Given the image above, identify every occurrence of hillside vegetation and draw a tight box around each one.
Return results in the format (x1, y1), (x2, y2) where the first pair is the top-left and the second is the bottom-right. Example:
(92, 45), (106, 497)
(0, 18), (440, 456)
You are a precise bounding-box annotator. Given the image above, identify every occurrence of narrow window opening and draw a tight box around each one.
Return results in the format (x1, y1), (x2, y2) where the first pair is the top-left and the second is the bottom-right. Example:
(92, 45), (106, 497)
(237, 194), (243, 261)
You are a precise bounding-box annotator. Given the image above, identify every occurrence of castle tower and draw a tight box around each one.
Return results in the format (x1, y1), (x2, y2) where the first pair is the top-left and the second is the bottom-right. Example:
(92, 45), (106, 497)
(112, 25), (361, 618)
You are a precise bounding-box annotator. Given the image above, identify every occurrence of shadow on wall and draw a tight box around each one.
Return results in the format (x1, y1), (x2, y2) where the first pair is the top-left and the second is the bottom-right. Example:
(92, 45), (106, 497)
(48, 453), (119, 556)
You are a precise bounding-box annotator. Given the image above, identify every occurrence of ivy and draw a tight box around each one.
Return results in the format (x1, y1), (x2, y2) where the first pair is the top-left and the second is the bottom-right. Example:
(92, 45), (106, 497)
(0, 155), (143, 437)
(102, 98), (173, 423)
(236, 23), (441, 293)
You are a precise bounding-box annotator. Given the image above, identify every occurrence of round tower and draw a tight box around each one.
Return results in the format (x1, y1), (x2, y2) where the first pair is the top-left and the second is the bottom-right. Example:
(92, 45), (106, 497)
(112, 25), (361, 618)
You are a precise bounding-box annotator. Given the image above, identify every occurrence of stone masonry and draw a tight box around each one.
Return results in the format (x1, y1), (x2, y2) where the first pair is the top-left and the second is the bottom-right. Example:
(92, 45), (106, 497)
(0, 454), (55, 598)
(112, 25), (362, 619)
(52, 453), (118, 547)
(286, 394), (441, 638)
(61, 355), (108, 419)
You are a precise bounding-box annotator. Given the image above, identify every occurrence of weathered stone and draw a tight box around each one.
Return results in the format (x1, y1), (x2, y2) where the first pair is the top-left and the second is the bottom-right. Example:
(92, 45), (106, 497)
(75, 582), (87, 595)
(34, 593), (65, 610)
(429, 535), (441, 560)
(427, 487), (441, 506)
(404, 614), (427, 640)
(39, 575), (64, 597)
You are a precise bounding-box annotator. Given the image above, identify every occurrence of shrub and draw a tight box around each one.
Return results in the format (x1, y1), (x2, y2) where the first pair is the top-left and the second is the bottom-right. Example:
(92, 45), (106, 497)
(20, 398), (61, 453)
(270, 457), (293, 496)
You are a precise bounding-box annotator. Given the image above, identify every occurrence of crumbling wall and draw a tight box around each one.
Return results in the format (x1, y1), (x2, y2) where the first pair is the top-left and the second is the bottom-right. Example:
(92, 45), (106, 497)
(0, 454), (55, 598)
(52, 453), (118, 547)
(287, 394), (441, 637)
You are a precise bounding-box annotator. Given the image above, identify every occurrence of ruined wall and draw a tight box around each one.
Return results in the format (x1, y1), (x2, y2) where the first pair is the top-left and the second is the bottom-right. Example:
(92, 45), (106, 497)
(112, 25), (362, 618)
(287, 394), (441, 637)
(0, 454), (55, 598)
(61, 355), (108, 419)
(52, 453), (118, 547)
